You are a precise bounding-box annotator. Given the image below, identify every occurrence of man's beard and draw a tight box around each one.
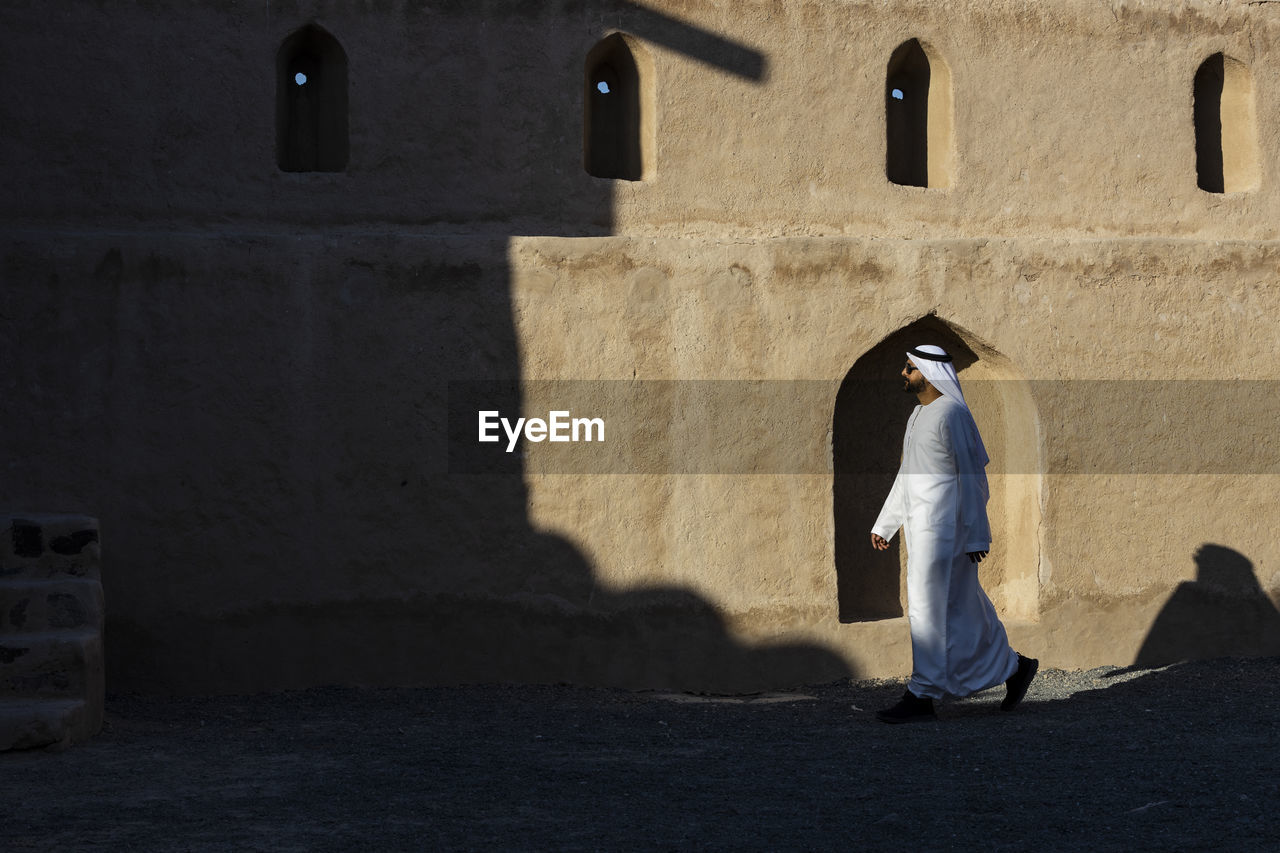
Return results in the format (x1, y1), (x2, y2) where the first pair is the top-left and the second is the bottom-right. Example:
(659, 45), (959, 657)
(903, 375), (926, 394)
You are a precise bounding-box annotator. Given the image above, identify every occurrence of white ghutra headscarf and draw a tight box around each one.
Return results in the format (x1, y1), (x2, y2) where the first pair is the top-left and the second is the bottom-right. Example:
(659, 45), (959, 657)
(907, 344), (989, 467)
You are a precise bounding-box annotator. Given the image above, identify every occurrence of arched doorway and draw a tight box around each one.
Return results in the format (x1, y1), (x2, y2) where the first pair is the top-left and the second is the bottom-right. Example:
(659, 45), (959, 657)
(832, 316), (1041, 623)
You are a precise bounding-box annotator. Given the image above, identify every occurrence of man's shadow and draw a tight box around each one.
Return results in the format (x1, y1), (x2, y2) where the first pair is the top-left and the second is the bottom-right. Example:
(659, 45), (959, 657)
(1128, 544), (1280, 670)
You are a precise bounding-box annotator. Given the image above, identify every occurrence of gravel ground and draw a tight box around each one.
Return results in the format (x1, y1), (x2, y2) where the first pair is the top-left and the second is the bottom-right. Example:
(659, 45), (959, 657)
(4, 656), (1279, 852)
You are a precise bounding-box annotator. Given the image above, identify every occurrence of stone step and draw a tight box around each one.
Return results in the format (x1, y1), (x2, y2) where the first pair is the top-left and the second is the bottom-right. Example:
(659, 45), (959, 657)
(0, 514), (100, 581)
(0, 577), (104, 633)
(0, 629), (103, 701)
(0, 698), (89, 751)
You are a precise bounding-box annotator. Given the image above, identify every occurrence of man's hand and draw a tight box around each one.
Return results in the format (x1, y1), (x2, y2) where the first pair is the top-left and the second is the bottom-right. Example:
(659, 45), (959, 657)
(871, 533), (890, 551)
(967, 551), (988, 564)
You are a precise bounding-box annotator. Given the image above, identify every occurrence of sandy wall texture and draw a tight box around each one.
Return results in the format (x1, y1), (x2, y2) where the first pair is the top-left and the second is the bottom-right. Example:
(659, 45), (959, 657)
(2, 0), (1278, 693)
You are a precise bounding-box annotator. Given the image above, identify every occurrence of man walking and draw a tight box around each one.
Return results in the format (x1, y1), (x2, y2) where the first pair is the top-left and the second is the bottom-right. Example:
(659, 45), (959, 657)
(870, 344), (1037, 723)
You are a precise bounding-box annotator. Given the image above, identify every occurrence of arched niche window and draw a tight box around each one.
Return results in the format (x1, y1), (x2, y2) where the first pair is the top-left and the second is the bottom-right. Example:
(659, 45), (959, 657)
(584, 33), (653, 181)
(885, 39), (953, 188)
(1194, 53), (1260, 193)
(277, 25), (348, 173)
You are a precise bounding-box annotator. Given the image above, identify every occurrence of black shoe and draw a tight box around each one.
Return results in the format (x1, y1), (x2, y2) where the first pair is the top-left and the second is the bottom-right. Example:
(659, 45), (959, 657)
(876, 689), (936, 724)
(1002, 653), (1039, 712)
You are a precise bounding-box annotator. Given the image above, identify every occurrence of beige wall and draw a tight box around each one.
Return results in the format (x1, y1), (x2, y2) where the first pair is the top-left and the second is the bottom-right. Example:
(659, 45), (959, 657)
(509, 234), (1280, 676)
(2, 1), (1278, 692)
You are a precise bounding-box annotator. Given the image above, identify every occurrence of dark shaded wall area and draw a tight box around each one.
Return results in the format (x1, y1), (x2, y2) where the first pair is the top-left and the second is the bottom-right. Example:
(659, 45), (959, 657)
(0, 2), (854, 693)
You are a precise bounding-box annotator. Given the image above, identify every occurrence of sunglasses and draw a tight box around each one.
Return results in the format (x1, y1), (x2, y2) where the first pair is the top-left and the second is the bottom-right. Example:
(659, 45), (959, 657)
(903, 363), (919, 373)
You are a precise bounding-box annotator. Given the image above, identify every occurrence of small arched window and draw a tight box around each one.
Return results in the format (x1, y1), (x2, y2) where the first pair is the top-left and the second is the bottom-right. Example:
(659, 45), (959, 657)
(885, 39), (952, 188)
(277, 25), (348, 173)
(584, 34), (651, 181)
(1194, 53), (1260, 193)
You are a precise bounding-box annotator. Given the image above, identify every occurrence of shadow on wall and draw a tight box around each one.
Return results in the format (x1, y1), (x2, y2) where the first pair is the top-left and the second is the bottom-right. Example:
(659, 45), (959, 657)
(8, 3), (854, 694)
(414, 4), (846, 693)
(163, 571), (856, 695)
(1131, 544), (1280, 669)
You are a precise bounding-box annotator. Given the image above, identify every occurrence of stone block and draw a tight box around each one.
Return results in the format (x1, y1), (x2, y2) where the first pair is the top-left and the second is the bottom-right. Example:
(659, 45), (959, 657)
(0, 514), (104, 752)
(0, 630), (102, 700)
(0, 515), (100, 580)
(0, 698), (88, 751)
(0, 578), (104, 633)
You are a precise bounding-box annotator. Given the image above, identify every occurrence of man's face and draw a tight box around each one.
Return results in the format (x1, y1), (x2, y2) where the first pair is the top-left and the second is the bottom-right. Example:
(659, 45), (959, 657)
(902, 359), (928, 394)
